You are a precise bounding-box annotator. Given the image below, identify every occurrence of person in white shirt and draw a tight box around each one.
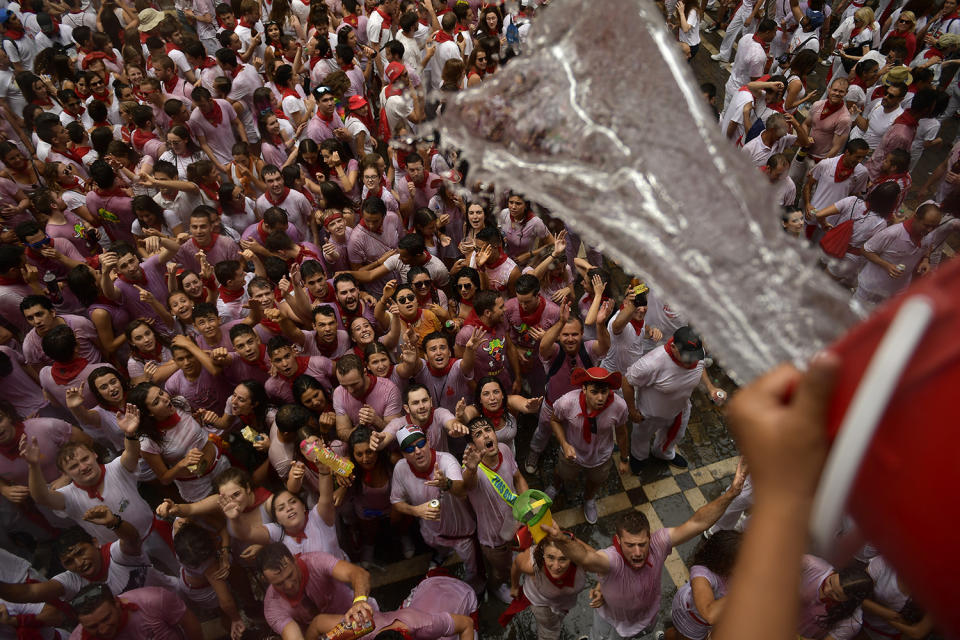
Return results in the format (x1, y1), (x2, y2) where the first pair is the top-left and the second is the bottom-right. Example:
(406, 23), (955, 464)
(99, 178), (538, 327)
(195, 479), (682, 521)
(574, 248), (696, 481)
(713, 0), (765, 63)
(740, 111), (812, 165)
(849, 81), (907, 148)
(425, 12), (463, 92)
(721, 19), (778, 110)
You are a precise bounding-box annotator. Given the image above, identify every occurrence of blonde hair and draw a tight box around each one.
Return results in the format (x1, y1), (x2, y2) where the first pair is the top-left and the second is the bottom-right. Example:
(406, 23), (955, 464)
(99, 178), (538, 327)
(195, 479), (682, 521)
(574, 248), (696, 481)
(854, 7), (874, 25)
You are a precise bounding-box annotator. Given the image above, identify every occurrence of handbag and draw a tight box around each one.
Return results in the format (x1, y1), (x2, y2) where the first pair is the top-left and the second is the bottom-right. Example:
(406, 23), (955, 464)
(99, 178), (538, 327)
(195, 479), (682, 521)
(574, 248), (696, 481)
(841, 43), (866, 72)
(820, 218), (855, 258)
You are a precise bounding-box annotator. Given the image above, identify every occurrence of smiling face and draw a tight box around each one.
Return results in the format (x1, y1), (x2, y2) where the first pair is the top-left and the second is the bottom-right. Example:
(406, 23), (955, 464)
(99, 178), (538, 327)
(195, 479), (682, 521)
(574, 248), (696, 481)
(181, 273), (204, 299)
(404, 387), (433, 424)
(559, 319), (583, 353)
(172, 347), (200, 376)
(455, 275), (476, 301)
(349, 317), (375, 345)
(248, 285), (275, 309)
(168, 292), (194, 321)
(335, 279), (360, 311)
(541, 542), (571, 579)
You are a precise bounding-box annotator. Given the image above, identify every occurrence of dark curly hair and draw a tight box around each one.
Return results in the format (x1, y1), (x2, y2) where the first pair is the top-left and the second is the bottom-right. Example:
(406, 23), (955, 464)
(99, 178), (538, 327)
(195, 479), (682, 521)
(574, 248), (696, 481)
(817, 566), (873, 630)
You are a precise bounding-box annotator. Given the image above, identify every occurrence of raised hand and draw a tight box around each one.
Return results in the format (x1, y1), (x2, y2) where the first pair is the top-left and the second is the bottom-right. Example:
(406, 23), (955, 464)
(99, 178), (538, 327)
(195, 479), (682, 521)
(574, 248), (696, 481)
(18, 435), (41, 465)
(446, 420), (468, 438)
(462, 443), (481, 470)
(83, 505), (118, 526)
(597, 299), (614, 324)
(465, 327), (487, 350)
(425, 463), (447, 488)
(382, 279), (398, 300)
(591, 273), (606, 298)
(116, 404), (140, 436)
(211, 347), (230, 365)
(65, 383), (86, 410)
(455, 397), (468, 423)
(521, 396), (543, 413)
(399, 339), (419, 365)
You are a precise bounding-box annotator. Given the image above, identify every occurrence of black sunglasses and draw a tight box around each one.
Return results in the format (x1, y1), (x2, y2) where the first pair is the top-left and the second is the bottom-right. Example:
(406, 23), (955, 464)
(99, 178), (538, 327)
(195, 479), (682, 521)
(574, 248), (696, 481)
(397, 295), (416, 304)
(412, 280), (431, 289)
(457, 282), (473, 290)
(70, 583), (110, 610)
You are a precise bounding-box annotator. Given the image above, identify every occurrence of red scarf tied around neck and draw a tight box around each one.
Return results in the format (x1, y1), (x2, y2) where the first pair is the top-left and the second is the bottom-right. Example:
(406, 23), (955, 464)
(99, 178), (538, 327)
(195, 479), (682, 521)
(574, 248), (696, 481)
(664, 338), (699, 370)
(80, 600), (139, 640)
(518, 295), (546, 328)
(834, 154), (856, 183)
(51, 356), (89, 385)
(578, 391), (613, 443)
(202, 100), (224, 126)
(74, 464), (107, 500)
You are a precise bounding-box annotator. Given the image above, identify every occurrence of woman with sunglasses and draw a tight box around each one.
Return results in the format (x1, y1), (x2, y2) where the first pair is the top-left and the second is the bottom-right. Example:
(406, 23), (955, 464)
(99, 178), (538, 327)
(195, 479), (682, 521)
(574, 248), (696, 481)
(129, 382), (232, 503)
(376, 281), (444, 353)
(407, 265), (450, 324)
(158, 125), (205, 180)
(41, 161), (95, 228)
(456, 375), (542, 454)
(882, 10), (918, 61)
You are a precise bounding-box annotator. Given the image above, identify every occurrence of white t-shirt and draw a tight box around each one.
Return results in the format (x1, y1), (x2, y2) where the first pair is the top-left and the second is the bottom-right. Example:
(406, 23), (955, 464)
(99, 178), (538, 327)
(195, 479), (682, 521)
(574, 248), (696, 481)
(679, 10), (700, 46)
(54, 458), (156, 541)
(855, 103), (903, 149)
(741, 131), (797, 166)
(719, 89), (755, 146)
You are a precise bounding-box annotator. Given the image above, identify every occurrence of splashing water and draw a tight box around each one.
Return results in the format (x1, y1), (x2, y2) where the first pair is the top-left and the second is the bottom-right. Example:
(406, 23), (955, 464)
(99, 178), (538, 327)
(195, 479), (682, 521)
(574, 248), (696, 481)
(437, 0), (863, 383)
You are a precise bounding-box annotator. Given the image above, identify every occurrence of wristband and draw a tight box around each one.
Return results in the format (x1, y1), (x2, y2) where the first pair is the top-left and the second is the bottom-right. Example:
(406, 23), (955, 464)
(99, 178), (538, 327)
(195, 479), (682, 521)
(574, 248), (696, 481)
(125, 435), (139, 441)
(352, 595), (368, 604)
(107, 515), (123, 531)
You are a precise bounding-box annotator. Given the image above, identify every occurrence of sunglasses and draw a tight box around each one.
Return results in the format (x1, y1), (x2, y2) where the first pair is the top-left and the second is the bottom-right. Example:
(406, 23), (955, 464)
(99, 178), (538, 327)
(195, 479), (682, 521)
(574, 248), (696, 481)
(397, 295), (416, 304)
(27, 237), (51, 249)
(402, 439), (427, 454)
(412, 280), (431, 289)
(70, 583), (110, 610)
(456, 282), (473, 290)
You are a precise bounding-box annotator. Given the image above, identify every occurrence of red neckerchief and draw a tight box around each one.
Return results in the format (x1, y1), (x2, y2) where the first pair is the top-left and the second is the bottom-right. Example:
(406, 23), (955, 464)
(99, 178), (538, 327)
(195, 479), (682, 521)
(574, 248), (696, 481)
(135, 340), (165, 363)
(260, 312), (282, 335)
(156, 412), (181, 431)
(340, 61), (355, 71)
(545, 561), (579, 588)
(481, 404), (504, 428)
(202, 100), (224, 126)
(485, 249), (509, 269)
(119, 124), (133, 143)
(902, 219), (923, 247)
(409, 449), (437, 479)
(617, 305), (644, 335)
(427, 356), (456, 378)
(265, 186), (291, 206)
(315, 108), (334, 124)
(344, 13), (359, 27)
(51, 356), (89, 385)
(64, 104), (87, 118)
(162, 75), (180, 95)
(242, 487), (273, 513)
(219, 285), (244, 303)
(434, 30), (455, 43)
(375, 6), (392, 29)
(354, 373), (379, 402)
(61, 175), (83, 191)
(613, 535), (650, 571)
(893, 109), (919, 129)
(289, 520), (309, 543)
(384, 82), (403, 99)
(131, 129), (158, 153)
(819, 100), (843, 120)
(848, 75), (866, 89)
(256, 220), (271, 242)
(85, 543), (113, 584)
(237, 17), (254, 28)
(664, 338), (698, 370)
(81, 601), (139, 640)
(199, 57), (218, 69)
(291, 245), (319, 266)
(280, 87), (300, 103)
(74, 464), (107, 500)
(236, 411), (256, 426)
(281, 557), (312, 605)
(834, 155), (856, 183)
(0, 422), (25, 460)
(400, 307), (423, 326)
(192, 233), (219, 252)
(199, 180), (220, 202)
(3, 25), (24, 40)
(518, 296), (547, 327)
(463, 309), (497, 333)
(752, 33), (770, 52)
(0, 273), (24, 286)
(406, 407), (435, 430)
(281, 356), (311, 381)
(91, 86), (112, 105)
(578, 391), (613, 443)
(247, 343), (271, 372)
(229, 63), (244, 79)
(164, 42), (180, 54)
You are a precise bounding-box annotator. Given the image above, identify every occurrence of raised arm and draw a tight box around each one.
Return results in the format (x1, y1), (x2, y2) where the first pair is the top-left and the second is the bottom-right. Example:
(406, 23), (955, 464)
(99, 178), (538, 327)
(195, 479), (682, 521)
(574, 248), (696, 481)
(669, 459), (746, 546)
(540, 523), (611, 574)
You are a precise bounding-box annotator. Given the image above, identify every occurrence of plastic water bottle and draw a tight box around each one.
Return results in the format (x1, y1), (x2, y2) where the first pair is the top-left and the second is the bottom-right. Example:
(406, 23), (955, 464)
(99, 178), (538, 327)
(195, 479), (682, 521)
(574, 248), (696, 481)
(300, 440), (355, 477)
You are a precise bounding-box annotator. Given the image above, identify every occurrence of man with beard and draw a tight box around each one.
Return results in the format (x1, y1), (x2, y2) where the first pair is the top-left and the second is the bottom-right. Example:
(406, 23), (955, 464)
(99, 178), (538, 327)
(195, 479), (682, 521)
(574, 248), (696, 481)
(541, 461), (746, 640)
(67, 584), (203, 640)
(504, 274), (560, 397)
(333, 354), (403, 440)
(396, 331), (478, 414)
(389, 425), (480, 589)
(545, 367), (629, 525)
(346, 196), (403, 299)
(455, 290), (521, 391)
(374, 383), (468, 453)
(264, 336), (334, 403)
(461, 417), (528, 603)
(284, 305), (352, 359)
(254, 165), (312, 230)
(209, 324), (271, 385)
(334, 273), (381, 332)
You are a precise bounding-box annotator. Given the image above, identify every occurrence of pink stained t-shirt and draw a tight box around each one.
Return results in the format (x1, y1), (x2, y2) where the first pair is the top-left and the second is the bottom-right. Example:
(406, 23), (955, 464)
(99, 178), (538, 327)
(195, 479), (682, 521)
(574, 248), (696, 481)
(298, 329), (351, 359)
(333, 375), (402, 427)
(499, 210), (551, 260)
(384, 408), (457, 454)
(174, 234), (239, 274)
(265, 355), (335, 404)
(164, 367), (231, 414)
(465, 443), (520, 547)
(540, 340), (601, 405)
(346, 212), (403, 298)
(798, 555), (863, 640)
(188, 99), (238, 165)
(67, 586), (188, 640)
(856, 222), (929, 301)
(22, 315), (101, 369)
(263, 551), (356, 634)
(368, 609), (457, 639)
(390, 450), (476, 546)
(40, 362), (118, 410)
(455, 320), (510, 386)
(552, 388), (628, 468)
(504, 296), (560, 359)
(55, 457), (155, 541)
(412, 359), (473, 415)
(254, 189), (313, 231)
(598, 527), (673, 637)
(626, 345), (704, 420)
(0, 345), (47, 417)
(0, 417), (72, 486)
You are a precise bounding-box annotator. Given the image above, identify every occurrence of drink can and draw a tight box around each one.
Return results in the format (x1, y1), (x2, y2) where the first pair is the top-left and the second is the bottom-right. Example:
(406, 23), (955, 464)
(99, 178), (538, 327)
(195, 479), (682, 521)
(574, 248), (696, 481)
(325, 618), (374, 640)
(712, 389), (727, 405)
(428, 499), (440, 509)
(896, 263), (906, 274)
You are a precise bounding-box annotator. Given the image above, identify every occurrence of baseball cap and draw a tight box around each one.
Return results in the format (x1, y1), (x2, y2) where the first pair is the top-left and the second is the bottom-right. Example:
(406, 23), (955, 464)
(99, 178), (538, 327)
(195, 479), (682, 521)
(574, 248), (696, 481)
(804, 8), (824, 29)
(0, 9), (13, 24)
(396, 426), (426, 450)
(37, 13), (55, 35)
(385, 61), (406, 83)
(673, 326), (705, 361)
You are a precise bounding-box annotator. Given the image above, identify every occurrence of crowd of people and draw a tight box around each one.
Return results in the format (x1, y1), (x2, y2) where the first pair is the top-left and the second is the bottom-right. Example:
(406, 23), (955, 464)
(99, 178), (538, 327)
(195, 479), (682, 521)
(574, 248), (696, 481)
(0, 0), (949, 638)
